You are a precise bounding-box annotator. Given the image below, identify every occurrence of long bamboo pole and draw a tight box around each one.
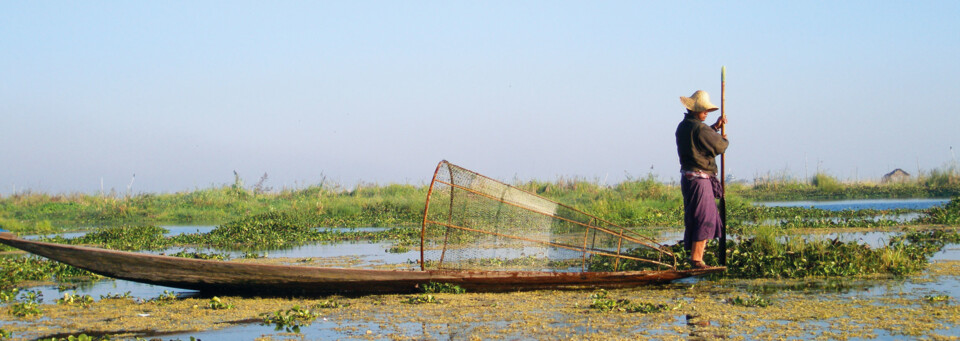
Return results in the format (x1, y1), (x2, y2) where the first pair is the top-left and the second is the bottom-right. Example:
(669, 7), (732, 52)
(718, 66), (728, 266)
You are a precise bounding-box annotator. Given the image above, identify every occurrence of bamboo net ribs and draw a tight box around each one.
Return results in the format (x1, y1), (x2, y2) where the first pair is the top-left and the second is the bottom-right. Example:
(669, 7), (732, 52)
(420, 161), (676, 272)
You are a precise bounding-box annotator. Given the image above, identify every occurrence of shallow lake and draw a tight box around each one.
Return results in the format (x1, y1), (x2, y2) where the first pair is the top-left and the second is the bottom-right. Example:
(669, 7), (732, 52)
(12, 198), (952, 301)
(3, 198), (958, 340)
(83, 240), (960, 340)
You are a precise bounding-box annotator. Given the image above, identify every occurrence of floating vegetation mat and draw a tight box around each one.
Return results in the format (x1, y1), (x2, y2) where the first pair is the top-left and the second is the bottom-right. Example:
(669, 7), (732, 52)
(1, 261), (958, 340)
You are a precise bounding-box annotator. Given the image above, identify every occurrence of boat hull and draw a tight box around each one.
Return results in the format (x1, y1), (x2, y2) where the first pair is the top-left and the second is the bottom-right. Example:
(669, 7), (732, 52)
(0, 232), (722, 295)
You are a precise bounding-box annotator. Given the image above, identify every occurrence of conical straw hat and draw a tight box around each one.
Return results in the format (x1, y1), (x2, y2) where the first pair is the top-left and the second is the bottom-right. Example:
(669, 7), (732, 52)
(679, 90), (719, 112)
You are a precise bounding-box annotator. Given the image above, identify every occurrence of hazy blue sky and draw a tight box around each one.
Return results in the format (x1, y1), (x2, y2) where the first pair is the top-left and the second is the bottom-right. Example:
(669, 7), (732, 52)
(2, 1), (958, 194)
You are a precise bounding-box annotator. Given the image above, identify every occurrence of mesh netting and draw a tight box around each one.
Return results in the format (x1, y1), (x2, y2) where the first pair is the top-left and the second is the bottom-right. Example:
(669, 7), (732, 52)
(421, 161), (675, 272)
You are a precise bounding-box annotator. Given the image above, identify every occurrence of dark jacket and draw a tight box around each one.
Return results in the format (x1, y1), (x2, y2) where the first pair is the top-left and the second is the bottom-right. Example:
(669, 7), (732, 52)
(675, 114), (728, 174)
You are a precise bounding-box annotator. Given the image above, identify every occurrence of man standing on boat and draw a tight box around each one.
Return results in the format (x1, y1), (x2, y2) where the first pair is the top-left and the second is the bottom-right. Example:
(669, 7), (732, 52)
(675, 90), (727, 269)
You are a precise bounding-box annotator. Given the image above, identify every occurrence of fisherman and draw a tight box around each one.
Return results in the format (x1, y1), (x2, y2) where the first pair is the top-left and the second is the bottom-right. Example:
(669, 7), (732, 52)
(675, 90), (728, 269)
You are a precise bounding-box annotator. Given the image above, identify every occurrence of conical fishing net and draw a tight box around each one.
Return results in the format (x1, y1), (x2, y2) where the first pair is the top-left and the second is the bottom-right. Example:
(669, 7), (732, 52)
(420, 161), (676, 272)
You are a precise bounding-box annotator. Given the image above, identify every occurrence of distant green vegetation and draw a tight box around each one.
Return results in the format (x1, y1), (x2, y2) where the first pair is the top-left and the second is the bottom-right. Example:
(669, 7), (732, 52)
(741, 166), (960, 201)
(0, 182), (426, 232)
(0, 167), (958, 234)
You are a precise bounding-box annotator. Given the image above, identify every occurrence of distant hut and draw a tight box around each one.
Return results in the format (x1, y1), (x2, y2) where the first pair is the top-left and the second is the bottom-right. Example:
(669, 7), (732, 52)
(882, 168), (911, 183)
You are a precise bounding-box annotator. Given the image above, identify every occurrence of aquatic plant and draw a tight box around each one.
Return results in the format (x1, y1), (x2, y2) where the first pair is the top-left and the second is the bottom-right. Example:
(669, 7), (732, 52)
(728, 294), (771, 307)
(261, 305), (320, 333)
(386, 245), (411, 253)
(587, 289), (676, 313)
(421, 282), (466, 294)
(315, 300), (349, 309)
(595, 227), (957, 279)
(35, 335), (99, 341)
(208, 296), (234, 310)
(904, 228), (960, 244)
(726, 237), (928, 278)
(9, 290), (43, 318)
(0, 256), (61, 288)
(728, 203), (927, 231)
(170, 250), (231, 260)
(73, 225), (170, 250)
(0, 254), (103, 289)
(404, 294), (443, 304)
(99, 292), (132, 300)
(149, 290), (179, 304)
(923, 294), (950, 303)
(169, 215), (421, 251)
(921, 197), (960, 225)
(67, 335), (95, 341)
(0, 288), (19, 302)
(0, 328), (11, 340)
(242, 252), (267, 259)
(201, 211), (318, 249)
(9, 301), (41, 318)
(56, 292), (94, 307)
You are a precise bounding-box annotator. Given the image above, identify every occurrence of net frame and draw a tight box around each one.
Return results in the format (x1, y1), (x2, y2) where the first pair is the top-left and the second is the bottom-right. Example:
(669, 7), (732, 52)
(420, 160), (676, 272)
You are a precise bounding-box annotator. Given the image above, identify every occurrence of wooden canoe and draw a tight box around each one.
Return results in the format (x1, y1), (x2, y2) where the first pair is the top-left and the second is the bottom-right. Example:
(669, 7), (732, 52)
(0, 232), (723, 295)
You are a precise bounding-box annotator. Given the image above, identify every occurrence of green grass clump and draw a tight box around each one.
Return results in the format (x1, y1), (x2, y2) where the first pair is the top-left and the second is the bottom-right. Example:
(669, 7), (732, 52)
(811, 173), (842, 193)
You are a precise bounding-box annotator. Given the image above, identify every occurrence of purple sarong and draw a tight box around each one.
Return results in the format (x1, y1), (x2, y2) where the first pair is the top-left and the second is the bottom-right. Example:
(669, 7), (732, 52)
(680, 176), (723, 251)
